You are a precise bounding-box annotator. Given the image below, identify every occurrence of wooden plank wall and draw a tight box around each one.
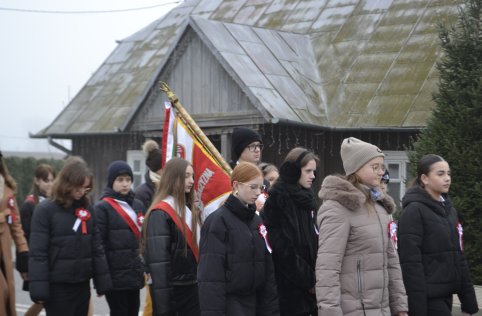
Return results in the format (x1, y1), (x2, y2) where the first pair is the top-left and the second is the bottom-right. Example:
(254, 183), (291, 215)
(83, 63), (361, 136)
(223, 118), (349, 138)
(72, 133), (146, 200)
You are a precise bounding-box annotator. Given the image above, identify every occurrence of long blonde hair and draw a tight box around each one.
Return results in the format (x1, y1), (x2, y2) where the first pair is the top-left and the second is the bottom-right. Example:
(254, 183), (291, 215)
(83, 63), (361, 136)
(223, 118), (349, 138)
(142, 158), (200, 254)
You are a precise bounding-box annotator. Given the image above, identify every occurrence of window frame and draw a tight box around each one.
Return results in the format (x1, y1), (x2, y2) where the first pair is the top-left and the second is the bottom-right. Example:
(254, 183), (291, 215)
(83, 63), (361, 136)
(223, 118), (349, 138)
(384, 151), (410, 206)
(127, 150), (146, 189)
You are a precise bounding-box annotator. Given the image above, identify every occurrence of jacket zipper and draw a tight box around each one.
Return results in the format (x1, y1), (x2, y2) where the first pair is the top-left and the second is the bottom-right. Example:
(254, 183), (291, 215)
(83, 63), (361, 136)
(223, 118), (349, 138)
(375, 209), (387, 308)
(357, 258), (366, 316)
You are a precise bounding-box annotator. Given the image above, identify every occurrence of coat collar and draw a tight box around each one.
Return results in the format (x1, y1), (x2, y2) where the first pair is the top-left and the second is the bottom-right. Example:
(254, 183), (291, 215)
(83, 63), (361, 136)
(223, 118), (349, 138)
(318, 175), (395, 214)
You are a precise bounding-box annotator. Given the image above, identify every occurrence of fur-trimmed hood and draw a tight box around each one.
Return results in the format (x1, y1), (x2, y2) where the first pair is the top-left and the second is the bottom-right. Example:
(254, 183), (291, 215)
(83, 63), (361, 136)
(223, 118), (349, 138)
(318, 175), (395, 214)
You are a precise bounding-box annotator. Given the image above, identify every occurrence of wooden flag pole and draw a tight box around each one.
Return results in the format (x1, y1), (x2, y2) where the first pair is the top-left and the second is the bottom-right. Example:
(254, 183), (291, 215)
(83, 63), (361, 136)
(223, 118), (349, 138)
(160, 82), (232, 175)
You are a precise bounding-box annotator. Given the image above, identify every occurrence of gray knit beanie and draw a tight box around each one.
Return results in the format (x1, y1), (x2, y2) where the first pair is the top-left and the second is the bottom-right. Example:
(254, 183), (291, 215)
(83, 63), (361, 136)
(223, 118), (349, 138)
(340, 137), (385, 175)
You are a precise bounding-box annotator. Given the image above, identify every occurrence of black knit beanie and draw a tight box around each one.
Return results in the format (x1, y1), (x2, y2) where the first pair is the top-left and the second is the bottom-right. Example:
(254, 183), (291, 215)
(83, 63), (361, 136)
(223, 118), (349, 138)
(232, 127), (262, 161)
(107, 160), (133, 188)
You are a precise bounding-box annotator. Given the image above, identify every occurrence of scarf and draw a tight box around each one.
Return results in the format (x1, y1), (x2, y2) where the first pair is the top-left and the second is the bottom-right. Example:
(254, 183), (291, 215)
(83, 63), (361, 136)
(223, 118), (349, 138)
(101, 187), (135, 206)
(224, 194), (256, 221)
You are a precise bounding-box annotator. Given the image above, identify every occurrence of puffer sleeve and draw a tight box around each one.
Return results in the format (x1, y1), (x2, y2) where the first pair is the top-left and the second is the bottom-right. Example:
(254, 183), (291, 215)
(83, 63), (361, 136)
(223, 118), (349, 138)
(315, 202), (350, 316)
(197, 211), (227, 316)
(386, 218), (408, 314)
(397, 203), (427, 316)
(144, 210), (174, 316)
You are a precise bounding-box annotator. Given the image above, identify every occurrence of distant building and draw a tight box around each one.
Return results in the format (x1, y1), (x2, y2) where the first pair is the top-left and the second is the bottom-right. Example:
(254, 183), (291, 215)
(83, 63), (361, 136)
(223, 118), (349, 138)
(2, 151), (65, 160)
(32, 0), (463, 204)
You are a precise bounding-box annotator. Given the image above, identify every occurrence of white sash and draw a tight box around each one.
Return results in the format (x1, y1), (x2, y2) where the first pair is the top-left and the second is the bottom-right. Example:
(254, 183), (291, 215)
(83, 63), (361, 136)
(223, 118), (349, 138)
(163, 196), (201, 245)
(115, 199), (140, 230)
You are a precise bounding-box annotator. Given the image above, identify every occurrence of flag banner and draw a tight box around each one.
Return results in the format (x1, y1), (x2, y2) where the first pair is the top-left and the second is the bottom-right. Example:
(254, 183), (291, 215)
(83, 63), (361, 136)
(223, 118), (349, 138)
(161, 89), (232, 219)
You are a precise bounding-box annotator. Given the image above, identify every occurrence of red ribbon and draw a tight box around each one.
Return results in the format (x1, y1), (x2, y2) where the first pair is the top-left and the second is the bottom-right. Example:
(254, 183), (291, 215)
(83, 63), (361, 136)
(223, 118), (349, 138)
(7, 196), (17, 223)
(75, 208), (91, 235)
(258, 224), (272, 253)
(137, 212), (145, 227)
(456, 221), (464, 251)
(388, 220), (398, 251)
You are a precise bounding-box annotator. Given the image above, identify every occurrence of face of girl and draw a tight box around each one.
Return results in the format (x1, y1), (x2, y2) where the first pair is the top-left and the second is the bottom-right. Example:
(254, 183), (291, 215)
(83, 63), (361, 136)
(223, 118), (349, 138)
(35, 173), (55, 197)
(233, 176), (264, 205)
(71, 177), (91, 200)
(298, 159), (316, 189)
(421, 161), (451, 199)
(265, 170), (279, 187)
(355, 156), (385, 188)
(185, 165), (195, 193)
(112, 175), (132, 195)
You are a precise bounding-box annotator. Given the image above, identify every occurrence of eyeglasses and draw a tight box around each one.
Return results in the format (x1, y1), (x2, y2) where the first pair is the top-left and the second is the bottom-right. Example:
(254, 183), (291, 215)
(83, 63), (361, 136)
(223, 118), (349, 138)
(74, 186), (91, 194)
(369, 163), (386, 173)
(239, 182), (266, 191)
(247, 144), (264, 152)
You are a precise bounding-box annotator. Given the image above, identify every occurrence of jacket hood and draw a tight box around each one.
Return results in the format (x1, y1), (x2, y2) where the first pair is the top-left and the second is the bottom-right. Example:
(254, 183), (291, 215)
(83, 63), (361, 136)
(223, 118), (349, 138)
(402, 185), (450, 216)
(318, 175), (395, 214)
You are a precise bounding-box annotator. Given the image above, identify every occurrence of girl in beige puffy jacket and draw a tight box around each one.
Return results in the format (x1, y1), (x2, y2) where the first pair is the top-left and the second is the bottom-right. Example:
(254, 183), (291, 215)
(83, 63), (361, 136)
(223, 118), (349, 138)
(315, 138), (408, 316)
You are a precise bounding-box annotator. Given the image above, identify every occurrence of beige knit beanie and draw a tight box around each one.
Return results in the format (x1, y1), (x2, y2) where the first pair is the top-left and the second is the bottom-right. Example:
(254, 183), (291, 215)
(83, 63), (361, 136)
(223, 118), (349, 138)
(340, 137), (385, 175)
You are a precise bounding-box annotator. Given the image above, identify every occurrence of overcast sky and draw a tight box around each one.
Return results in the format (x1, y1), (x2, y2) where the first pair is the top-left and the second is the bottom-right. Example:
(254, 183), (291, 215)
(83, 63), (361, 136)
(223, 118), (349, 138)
(0, 0), (180, 154)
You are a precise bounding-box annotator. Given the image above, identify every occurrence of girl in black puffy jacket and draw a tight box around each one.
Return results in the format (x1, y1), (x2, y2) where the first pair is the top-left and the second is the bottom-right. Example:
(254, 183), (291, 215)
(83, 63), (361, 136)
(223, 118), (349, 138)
(19, 163), (55, 315)
(142, 157), (201, 316)
(398, 154), (479, 316)
(198, 162), (279, 316)
(28, 157), (112, 316)
(94, 161), (146, 316)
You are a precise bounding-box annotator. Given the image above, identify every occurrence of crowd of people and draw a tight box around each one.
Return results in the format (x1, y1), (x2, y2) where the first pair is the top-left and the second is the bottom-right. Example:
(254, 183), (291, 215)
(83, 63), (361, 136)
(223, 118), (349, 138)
(0, 128), (479, 316)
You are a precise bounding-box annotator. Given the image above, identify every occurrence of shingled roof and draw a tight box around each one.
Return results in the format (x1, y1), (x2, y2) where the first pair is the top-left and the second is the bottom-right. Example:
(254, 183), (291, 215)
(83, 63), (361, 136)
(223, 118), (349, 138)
(36, 0), (461, 137)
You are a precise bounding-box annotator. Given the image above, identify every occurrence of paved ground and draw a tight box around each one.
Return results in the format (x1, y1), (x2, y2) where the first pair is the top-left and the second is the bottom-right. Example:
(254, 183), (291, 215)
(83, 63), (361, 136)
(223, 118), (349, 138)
(13, 265), (482, 315)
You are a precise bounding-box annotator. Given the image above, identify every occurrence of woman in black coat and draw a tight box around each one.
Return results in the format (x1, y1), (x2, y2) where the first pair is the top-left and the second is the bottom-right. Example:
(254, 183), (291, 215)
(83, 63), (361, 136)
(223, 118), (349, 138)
(261, 148), (319, 316)
(29, 157), (111, 316)
(142, 157), (201, 316)
(94, 161), (146, 316)
(398, 154), (479, 316)
(198, 162), (279, 316)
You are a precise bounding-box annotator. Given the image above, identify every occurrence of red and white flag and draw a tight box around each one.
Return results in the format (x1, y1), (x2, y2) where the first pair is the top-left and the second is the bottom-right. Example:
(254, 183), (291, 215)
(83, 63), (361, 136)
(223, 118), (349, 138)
(162, 101), (231, 219)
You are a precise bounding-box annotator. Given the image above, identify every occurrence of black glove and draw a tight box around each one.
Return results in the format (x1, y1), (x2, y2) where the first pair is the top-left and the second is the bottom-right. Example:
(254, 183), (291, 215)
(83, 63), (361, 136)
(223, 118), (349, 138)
(16, 251), (29, 273)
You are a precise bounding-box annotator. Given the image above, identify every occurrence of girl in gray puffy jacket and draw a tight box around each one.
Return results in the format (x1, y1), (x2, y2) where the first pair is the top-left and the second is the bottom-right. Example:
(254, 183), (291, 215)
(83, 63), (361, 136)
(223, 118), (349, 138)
(315, 137), (408, 316)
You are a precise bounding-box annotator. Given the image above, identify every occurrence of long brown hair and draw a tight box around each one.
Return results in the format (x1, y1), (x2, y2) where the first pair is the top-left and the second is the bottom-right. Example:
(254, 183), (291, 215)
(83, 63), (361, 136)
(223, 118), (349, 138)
(0, 153), (17, 191)
(283, 147), (320, 167)
(30, 164), (56, 204)
(143, 157), (200, 254)
(51, 156), (93, 208)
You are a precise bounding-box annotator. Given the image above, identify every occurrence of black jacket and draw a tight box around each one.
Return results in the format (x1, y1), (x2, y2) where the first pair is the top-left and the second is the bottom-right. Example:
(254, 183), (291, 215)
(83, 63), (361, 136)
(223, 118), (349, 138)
(134, 172), (156, 209)
(398, 186), (479, 315)
(19, 195), (38, 242)
(94, 188), (146, 291)
(143, 202), (199, 316)
(197, 194), (279, 316)
(261, 182), (318, 316)
(29, 199), (112, 302)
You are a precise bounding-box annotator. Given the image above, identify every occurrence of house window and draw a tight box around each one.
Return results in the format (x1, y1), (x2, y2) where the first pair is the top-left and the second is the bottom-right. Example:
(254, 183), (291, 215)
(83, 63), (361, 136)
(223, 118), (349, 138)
(127, 150), (146, 189)
(384, 151), (413, 207)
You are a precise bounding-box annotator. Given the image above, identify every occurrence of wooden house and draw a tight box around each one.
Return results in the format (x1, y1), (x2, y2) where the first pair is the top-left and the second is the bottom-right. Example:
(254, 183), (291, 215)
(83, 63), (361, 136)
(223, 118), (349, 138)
(33, 0), (462, 204)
